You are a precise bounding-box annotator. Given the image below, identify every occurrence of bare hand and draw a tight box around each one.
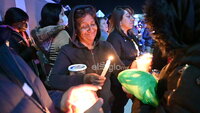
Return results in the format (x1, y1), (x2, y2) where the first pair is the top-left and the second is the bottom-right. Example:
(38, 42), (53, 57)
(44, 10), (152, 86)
(60, 84), (103, 113)
(84, 73), (106, 87)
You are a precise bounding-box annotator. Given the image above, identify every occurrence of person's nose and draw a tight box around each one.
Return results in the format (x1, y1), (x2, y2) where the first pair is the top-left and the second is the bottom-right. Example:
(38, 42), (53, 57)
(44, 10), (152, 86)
(131, 16), (135, 21)
(87, 25), (94, 31)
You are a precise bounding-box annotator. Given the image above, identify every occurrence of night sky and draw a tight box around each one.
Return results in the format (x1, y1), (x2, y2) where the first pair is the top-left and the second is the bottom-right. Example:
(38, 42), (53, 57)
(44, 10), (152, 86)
(60, 0), (146, 16)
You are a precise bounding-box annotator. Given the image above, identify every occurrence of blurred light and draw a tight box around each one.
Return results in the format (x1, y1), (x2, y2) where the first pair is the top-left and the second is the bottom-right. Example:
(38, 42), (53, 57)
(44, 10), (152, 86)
(96, 10), (105, 17)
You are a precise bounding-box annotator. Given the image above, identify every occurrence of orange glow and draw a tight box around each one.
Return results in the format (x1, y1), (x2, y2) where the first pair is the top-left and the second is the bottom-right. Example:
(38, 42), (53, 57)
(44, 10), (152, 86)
(68, 89), (98, 113)
(108, 56), (113, 60)
(136, 53), (152, 72)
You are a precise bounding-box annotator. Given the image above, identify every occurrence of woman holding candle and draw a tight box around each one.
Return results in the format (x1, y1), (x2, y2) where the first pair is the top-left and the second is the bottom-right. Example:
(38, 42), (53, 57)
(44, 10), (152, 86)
(47, 5), (126, 113)
(0, 26), (103, 113)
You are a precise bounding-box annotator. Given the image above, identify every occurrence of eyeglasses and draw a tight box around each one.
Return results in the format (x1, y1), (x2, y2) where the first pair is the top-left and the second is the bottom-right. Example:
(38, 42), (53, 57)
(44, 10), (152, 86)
(79, 23), (97, 31)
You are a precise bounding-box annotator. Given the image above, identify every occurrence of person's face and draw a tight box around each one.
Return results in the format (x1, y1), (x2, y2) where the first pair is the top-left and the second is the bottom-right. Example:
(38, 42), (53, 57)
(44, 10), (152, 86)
(76, 14), (97, 44)
(99, 19), (108, 32)
(120, 10), (134, 31)
(13, 20), (28, 32)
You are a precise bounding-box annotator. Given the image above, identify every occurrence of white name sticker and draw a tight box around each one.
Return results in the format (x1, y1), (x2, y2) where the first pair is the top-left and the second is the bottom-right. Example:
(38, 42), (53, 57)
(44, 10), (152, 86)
(22, 83), (33, 96)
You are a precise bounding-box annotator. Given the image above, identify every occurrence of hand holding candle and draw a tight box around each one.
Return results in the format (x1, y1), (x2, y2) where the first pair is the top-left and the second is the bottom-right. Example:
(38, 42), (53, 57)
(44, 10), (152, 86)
(101, 56), (113, 77)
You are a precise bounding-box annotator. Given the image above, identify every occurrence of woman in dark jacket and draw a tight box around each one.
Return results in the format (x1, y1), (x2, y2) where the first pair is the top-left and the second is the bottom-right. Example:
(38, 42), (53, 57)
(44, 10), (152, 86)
(47, 5), (126, 113)
(132, 0), (200, 112)
(107, 6), (140, 113)
(2, 7), (38, 73)
(107, 6), (140, 66)
(0, 26), (103, 113)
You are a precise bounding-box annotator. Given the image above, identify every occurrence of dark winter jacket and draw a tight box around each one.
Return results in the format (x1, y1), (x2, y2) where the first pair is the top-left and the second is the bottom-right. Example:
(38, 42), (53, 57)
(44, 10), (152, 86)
(48, 41), (124, 113)
(0, 44), (62, 113)
(132, 44), (200, 113)
(8, 29), (37, 63)
(47, 5), (125, 113)
(107, 29), (139, 66)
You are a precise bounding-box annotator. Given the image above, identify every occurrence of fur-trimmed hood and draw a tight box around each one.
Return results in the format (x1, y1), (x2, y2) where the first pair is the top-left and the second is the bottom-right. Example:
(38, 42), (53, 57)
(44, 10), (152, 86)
(144, 0), (200, 57)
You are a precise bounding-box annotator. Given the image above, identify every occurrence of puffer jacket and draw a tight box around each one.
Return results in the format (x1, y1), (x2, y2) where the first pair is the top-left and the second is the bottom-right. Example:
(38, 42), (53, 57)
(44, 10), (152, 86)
(47, 5), (126, 113)
(31, 25), (70, 66)
(132, 44), (200, 113)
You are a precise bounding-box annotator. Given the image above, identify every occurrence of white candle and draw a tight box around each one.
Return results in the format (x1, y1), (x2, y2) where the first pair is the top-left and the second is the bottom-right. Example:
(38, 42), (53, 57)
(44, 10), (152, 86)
(136, 53), (152, 72)
(101, 56), (113, 77)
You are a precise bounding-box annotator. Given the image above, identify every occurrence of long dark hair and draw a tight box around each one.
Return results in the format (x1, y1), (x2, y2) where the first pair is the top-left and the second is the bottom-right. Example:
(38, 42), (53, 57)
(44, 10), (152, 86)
(39, 3), (62, 28)
(109, 6), (134, 37)
(4, 7), (29, 26)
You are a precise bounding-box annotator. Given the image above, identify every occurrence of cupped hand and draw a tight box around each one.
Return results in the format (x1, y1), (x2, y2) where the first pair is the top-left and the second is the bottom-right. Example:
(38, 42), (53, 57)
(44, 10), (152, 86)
(60, 84), (102, 113)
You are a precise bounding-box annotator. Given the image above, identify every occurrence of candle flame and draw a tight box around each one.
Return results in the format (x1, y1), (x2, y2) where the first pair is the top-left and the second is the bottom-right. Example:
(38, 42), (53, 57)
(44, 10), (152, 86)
(108, 56), (113, 60)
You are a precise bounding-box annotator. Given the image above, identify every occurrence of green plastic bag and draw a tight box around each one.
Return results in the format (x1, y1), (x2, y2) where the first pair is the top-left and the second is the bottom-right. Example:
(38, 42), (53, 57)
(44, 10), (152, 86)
(118, 69), (159, 107)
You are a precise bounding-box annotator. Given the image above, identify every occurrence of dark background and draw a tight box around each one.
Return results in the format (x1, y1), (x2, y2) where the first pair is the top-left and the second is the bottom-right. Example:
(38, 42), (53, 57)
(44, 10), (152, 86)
(60, 0), (146, 16)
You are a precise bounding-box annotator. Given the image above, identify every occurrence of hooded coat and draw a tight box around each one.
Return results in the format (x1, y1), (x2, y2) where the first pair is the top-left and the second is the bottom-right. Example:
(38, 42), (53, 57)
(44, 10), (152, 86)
(132, 0), (200, 112)
(47, 5), (125, 113)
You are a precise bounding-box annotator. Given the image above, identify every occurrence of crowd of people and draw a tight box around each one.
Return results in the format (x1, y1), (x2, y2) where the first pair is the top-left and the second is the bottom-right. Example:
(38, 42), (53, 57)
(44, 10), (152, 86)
(0, 0), (200, 112)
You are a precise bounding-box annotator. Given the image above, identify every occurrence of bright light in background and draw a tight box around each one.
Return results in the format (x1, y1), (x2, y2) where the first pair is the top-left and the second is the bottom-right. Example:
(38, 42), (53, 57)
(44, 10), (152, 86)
(133, 14), (144, 26)
(0, 14), (2, 22)
(96, 10), (105, 17)
(45, 0), (56, 3)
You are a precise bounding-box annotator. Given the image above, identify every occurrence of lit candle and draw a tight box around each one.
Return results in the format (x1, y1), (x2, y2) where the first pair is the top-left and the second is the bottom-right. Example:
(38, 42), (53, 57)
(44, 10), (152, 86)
(136, 53), (152, 72)
(101, 56), (113, 77)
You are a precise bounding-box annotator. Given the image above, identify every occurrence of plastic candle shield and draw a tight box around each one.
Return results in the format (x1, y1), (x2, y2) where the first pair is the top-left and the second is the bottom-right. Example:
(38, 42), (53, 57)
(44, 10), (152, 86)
(68, 89), (98, 113)
(118, 69), (159, 107)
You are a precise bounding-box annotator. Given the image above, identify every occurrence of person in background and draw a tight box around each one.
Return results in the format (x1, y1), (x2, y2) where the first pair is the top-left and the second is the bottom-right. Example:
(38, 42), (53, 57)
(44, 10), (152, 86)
(0, 26), (103, 113)
(47, 5), (127, 113)
(2, 7), (38, 74)
(107, 5), (140, 113)
(132, 0), (200, 112)
(142, 27), (154, 53)
(31, 3), (70, 67)
(107, 5), (140, 66)
(97, 17), (109, 41)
